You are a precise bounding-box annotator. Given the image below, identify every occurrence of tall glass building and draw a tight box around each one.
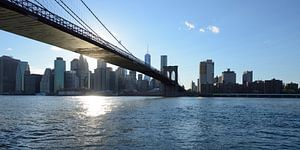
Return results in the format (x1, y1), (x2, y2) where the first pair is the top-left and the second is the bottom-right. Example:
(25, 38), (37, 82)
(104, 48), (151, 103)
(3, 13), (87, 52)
(199, 59), (214, 94)
(15, 61), (30, 93)
(0, 56), (20, 94)
(144, 52), (151, 81)
(160, 55), (168, 71)
(54, 57), (65, 93)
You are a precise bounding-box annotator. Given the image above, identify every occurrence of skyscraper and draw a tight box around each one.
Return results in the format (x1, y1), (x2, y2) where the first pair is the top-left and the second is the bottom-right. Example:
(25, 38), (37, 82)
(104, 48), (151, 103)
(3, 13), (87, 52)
(126, 70), (137, 91)
(144, 50), (151, 81)
(116, 67), (127, 92)
(129, 70), (136, 80)
(54, 57), (66, 93)
(15, 61), (30, 93)
(78, 54), (90, 89)
(64, 71), (79, 90)
(70, 58), (79, 72)
(222, 68), (236, 84)
(191, 81), (197, 93)
(160, 55), (168, 72)
(24, 74), (42, 94)
(97, 59), (107, 69)
(199, 59), (214, 94)
(40, 68), (54, 95)
(0, 56), (20, 94)
(93, 59), (117, 92)
(242, 71), (253, 85)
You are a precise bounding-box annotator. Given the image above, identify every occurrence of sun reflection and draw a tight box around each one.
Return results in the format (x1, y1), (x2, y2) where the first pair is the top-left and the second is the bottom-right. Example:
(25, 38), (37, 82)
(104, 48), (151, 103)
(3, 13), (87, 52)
(79, 96), (113, 117)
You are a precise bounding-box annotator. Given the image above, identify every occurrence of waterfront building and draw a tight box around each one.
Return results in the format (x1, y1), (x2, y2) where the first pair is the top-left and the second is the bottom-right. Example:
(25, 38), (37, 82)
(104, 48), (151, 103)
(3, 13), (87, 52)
(242, 71), (253, 85)
(264, 78), (283, 94)
(93, 59), (109, 91)
(191, 81), (197, 93)
(15, 61), (30, 93)
(0, 56), (20, 94)
(284, 82), (298, 94)
(54, 57), (66, 93)
(40, 68), (54, 94)
(144, 50), (151, 81)
(138, 74), (143, 81)
(199, 59), (214, 94)
(160, 55), (168, 72)
(137, 74), (149, 92)
(94, 67), (107, 91)
(125, 70), (137, 91)
(159, 55), (168, 91)
(222, 68), (236, 84)
(64, 71), (79, 90)
(115, 67), (127, 92)
(249, 80), (265, 94)
(78, 55), (90, 89)
(129, 70), (136, 81)
(70, 58), (79, 72)
(108, 68), (117, 92)
(24, 74), (42, 94)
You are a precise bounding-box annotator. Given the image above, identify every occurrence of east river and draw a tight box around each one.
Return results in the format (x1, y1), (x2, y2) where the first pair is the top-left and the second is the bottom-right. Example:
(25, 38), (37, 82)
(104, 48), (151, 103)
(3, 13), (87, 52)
(0, 96), (299, 149)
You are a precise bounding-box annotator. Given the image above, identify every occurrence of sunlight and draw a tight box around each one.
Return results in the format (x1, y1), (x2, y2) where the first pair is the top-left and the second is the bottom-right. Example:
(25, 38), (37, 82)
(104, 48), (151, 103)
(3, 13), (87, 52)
(79, 96), (113, 117)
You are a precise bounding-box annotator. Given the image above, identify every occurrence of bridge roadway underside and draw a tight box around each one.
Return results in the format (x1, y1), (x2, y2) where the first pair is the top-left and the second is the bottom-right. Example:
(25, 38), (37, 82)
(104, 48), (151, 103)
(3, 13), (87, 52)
(0, 4), (174, 85)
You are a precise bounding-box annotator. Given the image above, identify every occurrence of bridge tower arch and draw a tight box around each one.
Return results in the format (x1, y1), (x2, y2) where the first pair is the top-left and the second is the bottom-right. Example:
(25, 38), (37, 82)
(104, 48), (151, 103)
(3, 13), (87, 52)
(162, 66), (179, 96)
(163, 66), (178, 84)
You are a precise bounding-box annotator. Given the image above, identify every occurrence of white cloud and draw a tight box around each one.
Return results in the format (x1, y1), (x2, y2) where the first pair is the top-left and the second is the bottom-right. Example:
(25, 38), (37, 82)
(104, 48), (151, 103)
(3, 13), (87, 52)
(184, 21), (195, 30)
(4, 48), (13, 51)
(207, 25), (220, 34)
(199, 28), (205, 32)
(50, 46), (63, 51)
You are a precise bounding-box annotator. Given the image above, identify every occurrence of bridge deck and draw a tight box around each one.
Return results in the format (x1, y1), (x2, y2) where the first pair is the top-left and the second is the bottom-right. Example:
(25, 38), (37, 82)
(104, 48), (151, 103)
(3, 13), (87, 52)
(0, 0), (176, 85)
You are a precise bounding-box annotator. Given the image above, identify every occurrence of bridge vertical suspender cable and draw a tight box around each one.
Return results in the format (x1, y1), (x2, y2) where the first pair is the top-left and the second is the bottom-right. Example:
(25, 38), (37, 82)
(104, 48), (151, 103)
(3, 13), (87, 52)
(58, 0), (99, 37)
(53, 0), (92, 34)
(79, 0), (134, 56)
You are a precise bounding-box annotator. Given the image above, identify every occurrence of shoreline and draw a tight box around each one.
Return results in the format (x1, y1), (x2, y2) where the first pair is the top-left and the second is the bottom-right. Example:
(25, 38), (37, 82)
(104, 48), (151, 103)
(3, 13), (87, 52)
(1, 93), (300, 98)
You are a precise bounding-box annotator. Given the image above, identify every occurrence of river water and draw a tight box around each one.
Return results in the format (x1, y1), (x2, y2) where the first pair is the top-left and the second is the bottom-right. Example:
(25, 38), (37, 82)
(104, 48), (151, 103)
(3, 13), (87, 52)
(0, 96), (299, 149)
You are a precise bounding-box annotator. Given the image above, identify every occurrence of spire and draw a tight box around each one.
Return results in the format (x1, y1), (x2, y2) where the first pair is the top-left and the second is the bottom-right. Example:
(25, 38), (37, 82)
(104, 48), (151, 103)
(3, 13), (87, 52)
(147, 44), (149, 54)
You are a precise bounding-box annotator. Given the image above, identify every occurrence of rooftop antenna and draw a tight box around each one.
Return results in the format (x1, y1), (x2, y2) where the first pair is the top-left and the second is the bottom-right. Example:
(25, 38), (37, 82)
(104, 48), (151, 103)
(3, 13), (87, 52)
(147, 44), (149, 54)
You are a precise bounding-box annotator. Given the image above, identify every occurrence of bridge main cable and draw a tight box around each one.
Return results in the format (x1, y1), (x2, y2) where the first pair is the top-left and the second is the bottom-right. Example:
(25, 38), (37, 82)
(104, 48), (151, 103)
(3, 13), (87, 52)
(58, 0), (99, 37)
(79, 0), (134, 56)
(53, 0), (92, 35)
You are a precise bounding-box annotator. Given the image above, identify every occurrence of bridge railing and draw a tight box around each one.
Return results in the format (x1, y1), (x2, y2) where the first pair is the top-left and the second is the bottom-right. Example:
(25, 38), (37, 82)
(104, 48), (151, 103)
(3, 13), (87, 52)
(5, 0), (165, 77)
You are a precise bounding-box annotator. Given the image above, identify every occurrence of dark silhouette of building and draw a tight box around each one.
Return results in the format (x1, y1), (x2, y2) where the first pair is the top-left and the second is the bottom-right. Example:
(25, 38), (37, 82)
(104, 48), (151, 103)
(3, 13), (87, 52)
(40, 68), (54, 95)
(264, 79), (283, 94)
(0, 56), (20, 94)
(15, 61), (30, 93)
(284, 82), (298, 94)
(242, 71), (253, 85)
(248, 80), (265, 93)
(24, 74), (42, 94)
(115, 67), (126, 93)
(64, 71), (79, 90)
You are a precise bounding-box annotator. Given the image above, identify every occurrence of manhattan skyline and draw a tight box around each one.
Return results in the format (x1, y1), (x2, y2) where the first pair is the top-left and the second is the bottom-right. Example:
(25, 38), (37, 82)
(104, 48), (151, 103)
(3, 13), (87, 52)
(1, 0), (300, 88)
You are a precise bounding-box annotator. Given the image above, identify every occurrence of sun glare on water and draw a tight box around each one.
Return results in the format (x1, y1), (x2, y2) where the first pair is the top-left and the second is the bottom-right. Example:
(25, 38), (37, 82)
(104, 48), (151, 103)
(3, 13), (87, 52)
(79, 96), (113, 117)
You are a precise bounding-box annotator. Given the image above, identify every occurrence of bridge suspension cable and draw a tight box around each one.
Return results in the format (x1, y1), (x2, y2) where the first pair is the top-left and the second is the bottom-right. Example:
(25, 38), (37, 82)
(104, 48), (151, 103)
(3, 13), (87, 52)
(79, 0), (134, 56)
(53, 0), (93, 35)
(33, 0), (46, 9)
(58, 0), (99, 37)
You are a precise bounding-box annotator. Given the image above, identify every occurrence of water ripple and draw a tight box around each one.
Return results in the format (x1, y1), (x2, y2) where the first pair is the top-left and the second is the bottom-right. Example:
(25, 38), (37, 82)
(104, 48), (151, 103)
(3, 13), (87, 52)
(0, 96), (300, 149)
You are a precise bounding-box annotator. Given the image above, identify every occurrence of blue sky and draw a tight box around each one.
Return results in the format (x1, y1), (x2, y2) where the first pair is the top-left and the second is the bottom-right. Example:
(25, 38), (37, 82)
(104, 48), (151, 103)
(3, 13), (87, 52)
(1, 0), (300, 88)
